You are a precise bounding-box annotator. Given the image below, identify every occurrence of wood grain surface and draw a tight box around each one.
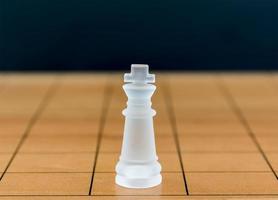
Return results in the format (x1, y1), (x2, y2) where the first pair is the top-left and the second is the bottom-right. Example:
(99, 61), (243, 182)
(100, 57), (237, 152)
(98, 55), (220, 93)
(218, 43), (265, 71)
(0, 73), (277, 199)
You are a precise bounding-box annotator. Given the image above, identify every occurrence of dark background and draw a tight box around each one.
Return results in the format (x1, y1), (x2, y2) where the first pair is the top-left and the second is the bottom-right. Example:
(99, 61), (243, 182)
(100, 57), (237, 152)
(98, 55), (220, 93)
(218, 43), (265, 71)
(0, 0), (277, 71)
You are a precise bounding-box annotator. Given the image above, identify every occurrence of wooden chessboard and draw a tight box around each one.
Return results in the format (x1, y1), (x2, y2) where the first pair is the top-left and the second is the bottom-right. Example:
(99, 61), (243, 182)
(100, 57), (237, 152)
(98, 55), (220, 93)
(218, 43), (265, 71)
(0, 73), (277, 199)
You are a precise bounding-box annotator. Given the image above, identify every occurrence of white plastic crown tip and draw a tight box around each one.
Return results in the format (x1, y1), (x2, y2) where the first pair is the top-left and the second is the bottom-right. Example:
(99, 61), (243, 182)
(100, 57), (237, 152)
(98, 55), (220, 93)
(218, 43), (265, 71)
(124, 64), (155, 84)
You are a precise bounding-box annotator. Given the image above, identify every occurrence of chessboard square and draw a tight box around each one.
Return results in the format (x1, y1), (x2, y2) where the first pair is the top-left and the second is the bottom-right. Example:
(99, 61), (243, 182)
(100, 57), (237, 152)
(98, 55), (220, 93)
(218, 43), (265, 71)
(0, 98), (42, 111)
(176, 120), (246, 135)
(222, 75), (273, 92)
(152, 85), (166, 99)
(175, 109), (239, 120)
(0, 120), (28, 136)
(241, 98), (278, 107)
(106, 106), (124, 117)
(168, 73), (214, 82)
(159, 153), (181, 172)
(105, 108), (124, 120)
(0, 109), (33, 118)
(179, 136), (258, 152)
(98, 136), (122, 153)
(0, 138), (21, 153)
(249, 121), (278, 135)
(19, 136), (97, 153)
(187, 172), (278, 195)
(178, 130), (247, 137)
(2, 83), (50, 94)
(96, 153), (181, 172)
(7, 96), (50, 105)
(243, 109), (278, 121)
(151, 136), (177, 153)
(56, 85), (105, 94)
(31, 119), (99, 136)
(95, 153), (118, 172)
(92, 172), (185, 195)
(47, 95), (104, 110)
(39, 108), (101, 120)
(0, 173), (91, 195)
(170, 88), (222, 99)
(266, 153), (278, 171)
(8, 153), (95, 172)
(172, 100), (231, 110)
(0, 154), (12, 172)
(256, 136), (278, 152)
(182, 152), (270, 172)
(46, 100), (102, 110)
(153, 106), (170, 121)
(155, 128), (173, 136)
(7, 74), (54, 84)
(60, 73), (107, 84)
(154, 121), (172, 136)
(103, 120), (124, 136)
(109, 97), (126, 109)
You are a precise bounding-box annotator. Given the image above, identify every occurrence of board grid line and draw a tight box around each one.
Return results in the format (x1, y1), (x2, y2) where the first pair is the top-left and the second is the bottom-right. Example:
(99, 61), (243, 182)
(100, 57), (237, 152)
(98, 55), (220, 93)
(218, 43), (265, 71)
(2, 150), (278, 154)
(0, 76), (60, 181)
(0, 194), (277, 197)
(0, 171), (275, 174)
(88, 76), (114, 195)
(216, 76), (278, 180)
(2, 150), (278, 153)
(162, 78), (190, 195)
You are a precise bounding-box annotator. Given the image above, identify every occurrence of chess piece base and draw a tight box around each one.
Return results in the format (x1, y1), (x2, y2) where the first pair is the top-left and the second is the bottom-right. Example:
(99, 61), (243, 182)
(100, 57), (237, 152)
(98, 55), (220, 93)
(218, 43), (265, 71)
(115, 159), (162, 189)
(116, 174), (162, 189)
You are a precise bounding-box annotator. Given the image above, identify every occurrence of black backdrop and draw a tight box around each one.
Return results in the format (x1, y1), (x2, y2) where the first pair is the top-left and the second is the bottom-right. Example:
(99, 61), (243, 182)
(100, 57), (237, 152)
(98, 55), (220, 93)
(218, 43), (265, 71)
(0, 0), (277, 71)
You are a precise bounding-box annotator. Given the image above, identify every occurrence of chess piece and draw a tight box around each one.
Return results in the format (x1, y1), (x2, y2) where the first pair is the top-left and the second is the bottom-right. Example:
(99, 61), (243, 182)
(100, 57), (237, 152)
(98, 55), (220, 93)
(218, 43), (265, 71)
(115, 64), (162, 188)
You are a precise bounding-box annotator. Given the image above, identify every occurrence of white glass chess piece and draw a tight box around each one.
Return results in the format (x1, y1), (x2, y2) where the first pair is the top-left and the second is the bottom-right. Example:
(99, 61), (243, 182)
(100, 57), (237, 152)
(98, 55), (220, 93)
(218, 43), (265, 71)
(115, 64), (162, 188)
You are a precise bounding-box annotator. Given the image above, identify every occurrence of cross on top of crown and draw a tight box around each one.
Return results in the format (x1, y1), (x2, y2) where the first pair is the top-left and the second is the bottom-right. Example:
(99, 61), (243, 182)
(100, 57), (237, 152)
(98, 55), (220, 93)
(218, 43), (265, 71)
(124, 64), (155, 84)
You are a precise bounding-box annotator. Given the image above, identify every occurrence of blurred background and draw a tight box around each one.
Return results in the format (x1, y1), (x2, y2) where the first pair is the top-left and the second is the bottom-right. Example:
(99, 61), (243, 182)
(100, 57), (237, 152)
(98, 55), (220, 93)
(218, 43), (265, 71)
(0, 0), (277, 71)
